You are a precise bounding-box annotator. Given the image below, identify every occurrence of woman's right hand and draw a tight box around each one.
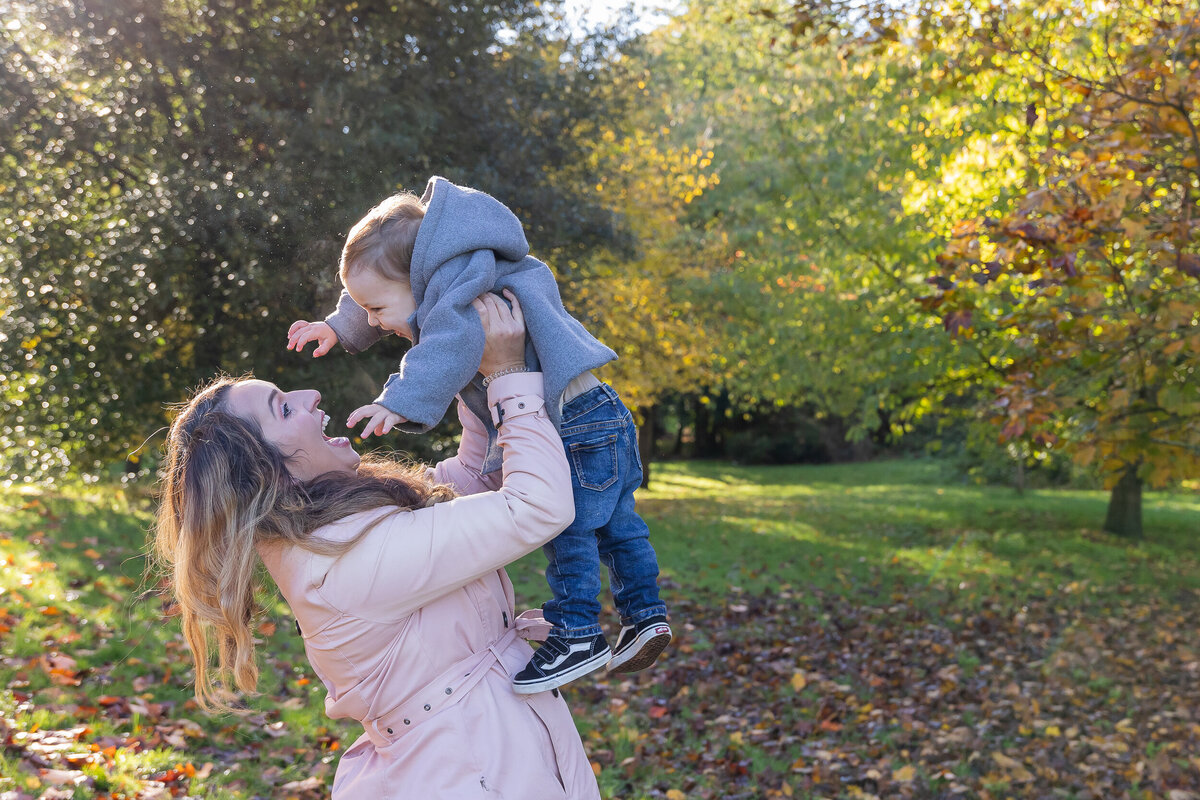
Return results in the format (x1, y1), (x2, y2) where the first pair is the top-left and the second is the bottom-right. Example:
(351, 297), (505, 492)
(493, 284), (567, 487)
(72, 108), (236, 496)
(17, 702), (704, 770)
(473, 289), (526, 378)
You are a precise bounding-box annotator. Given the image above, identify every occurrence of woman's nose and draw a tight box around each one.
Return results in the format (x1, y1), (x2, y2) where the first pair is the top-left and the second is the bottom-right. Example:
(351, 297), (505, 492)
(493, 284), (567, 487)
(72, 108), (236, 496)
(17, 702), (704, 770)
(294, 390), (320, 411)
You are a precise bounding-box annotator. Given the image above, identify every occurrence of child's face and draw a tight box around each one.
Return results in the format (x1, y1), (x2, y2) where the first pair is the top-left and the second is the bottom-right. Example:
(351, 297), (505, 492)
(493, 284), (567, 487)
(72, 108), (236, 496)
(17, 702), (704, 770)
(344, 268), (417, 340)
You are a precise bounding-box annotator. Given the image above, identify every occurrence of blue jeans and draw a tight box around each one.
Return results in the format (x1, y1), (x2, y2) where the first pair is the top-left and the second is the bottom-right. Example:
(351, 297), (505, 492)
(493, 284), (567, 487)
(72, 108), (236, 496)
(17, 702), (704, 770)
(541, 383), (668, 639)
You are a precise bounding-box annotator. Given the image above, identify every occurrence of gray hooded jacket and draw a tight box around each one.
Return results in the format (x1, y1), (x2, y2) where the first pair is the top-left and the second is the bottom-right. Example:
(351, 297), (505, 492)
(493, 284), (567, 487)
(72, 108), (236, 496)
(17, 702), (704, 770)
(325, 176), (617, 473)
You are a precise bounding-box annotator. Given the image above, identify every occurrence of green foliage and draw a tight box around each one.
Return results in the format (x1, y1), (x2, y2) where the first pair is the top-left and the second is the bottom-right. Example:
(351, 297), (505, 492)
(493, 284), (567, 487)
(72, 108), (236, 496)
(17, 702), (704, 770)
(625, 0), (1028, 443)
(927, 0), (1200, 508)
(0, 0), (624, 480)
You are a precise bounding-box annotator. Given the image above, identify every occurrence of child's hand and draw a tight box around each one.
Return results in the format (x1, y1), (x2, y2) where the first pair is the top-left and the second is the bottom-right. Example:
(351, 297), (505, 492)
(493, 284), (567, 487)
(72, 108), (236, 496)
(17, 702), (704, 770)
(347, 403), (407, 438)
(287, 320), (339, 357)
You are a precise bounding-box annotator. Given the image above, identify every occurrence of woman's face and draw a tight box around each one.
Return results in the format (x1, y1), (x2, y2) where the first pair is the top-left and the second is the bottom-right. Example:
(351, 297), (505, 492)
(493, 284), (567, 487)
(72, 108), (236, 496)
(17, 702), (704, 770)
(225, 379), (360, 481)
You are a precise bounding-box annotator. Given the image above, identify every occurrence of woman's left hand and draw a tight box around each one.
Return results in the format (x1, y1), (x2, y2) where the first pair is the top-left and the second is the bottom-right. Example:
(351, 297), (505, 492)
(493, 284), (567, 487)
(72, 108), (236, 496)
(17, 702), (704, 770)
(473, 289), (526, 378)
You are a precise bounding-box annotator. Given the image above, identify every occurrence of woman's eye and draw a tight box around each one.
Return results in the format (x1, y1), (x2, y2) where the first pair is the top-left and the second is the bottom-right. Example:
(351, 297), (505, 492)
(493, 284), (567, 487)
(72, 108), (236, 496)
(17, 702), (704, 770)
(282, 403), (291, 418)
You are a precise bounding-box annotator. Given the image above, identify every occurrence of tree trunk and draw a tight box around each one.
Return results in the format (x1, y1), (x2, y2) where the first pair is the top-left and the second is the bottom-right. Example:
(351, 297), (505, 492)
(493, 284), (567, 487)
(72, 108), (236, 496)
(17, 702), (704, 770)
(637, 404), (658, 489)
(1103, 464), (1143, 539)
(693, 394), (719, 457)
(672, 394), (686, 456)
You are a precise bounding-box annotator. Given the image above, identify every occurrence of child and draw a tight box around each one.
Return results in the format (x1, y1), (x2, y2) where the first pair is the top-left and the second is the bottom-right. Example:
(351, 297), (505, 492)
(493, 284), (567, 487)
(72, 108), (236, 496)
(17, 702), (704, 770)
(286, 177), (671, 694)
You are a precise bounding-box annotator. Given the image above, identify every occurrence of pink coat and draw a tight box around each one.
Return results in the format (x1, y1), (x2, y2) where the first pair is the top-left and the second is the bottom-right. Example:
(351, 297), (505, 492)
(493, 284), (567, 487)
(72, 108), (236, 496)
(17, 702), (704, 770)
(258, 373), (602, 799)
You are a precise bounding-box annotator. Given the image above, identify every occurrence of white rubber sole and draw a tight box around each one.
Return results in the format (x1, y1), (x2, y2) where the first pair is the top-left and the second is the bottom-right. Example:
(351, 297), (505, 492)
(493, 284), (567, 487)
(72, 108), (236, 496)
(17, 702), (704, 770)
(511, 647), (612, 695)
(606, 623), (672, 673)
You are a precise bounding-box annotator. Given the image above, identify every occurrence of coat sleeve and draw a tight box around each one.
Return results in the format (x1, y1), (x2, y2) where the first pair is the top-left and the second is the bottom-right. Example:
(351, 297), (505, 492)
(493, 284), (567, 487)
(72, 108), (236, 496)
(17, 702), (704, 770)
(324, 289), (388, 355)
(428, 397), (503, 495)
(316, 372), (573, 620)
(373, 250), (496, 426)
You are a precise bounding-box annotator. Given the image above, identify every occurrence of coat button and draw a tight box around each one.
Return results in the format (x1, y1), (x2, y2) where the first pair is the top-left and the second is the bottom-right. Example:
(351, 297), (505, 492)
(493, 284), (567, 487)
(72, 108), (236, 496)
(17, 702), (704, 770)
(424, 704), (431, 711)
(403, 719), (410, 725)
(518, 402), (525, 409)
(386, 727), (393, 734)
(445, 688), (453, 695)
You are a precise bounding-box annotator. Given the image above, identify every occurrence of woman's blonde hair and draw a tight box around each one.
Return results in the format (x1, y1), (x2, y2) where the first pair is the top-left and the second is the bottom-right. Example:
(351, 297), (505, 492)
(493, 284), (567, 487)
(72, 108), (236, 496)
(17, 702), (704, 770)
(154, 375), (454, 712)
(339, 192), (425, 284)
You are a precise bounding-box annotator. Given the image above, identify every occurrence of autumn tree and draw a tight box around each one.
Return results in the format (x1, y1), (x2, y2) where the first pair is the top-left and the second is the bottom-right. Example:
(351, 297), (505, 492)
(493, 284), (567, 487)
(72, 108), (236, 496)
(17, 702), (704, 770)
(630, 0), (1031, 454)
(929, 0), (1200, 537)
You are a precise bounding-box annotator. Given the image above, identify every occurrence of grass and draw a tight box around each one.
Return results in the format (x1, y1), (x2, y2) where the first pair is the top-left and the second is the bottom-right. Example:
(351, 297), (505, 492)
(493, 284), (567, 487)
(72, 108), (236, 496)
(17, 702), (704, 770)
(507, 459), (1200, 610)
(0, 459), (1196, 798)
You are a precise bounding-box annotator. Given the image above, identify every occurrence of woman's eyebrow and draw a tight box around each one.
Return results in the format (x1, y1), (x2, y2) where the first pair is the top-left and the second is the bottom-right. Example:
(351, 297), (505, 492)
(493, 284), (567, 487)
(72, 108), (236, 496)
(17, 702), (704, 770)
(267, 389), (281, 418)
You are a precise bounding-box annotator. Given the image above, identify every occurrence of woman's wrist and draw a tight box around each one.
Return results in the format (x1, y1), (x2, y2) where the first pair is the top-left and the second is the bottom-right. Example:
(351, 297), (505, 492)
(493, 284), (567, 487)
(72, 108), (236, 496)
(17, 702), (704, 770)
(481, 363), (528, 388)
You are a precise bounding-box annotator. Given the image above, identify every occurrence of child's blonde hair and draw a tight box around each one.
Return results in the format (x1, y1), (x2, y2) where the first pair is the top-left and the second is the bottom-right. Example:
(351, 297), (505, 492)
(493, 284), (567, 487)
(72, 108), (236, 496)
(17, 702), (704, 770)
(339, 192), (425, 284)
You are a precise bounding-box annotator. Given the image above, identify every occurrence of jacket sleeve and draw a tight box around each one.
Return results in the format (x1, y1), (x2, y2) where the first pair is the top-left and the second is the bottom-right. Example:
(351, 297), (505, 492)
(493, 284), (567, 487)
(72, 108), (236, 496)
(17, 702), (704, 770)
(373, 250), (495, 426)
(428, 397), (503, 495)
(324, 289), (387, 355)
(316, 372), (573, 620)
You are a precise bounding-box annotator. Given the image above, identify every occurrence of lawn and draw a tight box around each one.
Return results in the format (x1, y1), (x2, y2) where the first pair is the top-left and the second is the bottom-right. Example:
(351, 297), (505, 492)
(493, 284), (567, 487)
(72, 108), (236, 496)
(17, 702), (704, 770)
(0, 459), (1196, 799)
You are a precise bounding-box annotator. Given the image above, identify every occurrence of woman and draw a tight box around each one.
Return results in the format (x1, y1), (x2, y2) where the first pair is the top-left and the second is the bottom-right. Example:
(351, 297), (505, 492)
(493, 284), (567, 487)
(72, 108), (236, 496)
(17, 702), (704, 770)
(154, 293), (601, 798)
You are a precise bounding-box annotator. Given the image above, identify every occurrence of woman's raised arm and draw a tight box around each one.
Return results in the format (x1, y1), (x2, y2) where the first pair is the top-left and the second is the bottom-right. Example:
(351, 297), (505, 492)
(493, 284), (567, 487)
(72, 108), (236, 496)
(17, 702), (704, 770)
(316, 370), (573, 618)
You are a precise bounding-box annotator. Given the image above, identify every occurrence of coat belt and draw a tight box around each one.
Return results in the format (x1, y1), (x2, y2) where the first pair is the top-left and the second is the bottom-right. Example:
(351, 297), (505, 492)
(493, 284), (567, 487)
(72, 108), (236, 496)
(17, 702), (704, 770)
(360, 609), (552, 749)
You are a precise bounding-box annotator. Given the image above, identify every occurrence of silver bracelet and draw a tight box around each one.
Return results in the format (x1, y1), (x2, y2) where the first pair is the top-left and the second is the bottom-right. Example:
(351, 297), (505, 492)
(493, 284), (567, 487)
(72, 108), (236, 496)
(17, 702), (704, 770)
(482, 365), (528, 388)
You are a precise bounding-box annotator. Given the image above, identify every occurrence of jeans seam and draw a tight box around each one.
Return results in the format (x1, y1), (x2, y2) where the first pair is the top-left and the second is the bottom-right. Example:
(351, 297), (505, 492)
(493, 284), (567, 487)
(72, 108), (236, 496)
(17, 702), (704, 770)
(560, 417), (626, 437)
(559, 388), (617, 425)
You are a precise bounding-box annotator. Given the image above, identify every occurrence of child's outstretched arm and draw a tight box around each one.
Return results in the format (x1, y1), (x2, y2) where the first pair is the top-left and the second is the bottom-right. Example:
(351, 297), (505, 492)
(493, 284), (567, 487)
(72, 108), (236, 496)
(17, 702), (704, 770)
(286, 320), (339, 356)
(289, 289), (390, 357)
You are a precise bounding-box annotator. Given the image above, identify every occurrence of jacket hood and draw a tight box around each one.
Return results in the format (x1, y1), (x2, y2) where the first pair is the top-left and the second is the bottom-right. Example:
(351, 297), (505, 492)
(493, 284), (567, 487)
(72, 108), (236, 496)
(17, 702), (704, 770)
(409, 177), (531, 291)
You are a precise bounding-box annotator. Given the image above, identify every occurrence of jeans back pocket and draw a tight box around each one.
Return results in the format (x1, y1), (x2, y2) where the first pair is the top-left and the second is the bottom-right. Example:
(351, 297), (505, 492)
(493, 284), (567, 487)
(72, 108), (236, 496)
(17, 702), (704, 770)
(569, 433), (619, 491)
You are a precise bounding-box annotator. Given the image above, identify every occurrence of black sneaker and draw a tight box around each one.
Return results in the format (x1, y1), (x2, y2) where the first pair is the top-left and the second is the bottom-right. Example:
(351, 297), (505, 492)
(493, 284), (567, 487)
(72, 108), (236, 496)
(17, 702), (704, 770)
(512, 632), (611, 695)
(606, 615), (672, 673)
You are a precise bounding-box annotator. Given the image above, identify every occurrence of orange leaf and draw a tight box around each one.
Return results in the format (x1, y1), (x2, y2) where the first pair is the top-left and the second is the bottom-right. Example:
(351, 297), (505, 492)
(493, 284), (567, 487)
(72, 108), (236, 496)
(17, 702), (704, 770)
(648, 706), (668, 719)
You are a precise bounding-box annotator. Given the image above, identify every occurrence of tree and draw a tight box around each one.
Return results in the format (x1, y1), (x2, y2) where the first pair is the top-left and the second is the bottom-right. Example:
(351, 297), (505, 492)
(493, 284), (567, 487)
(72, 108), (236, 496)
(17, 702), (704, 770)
(625, 0), (1027, 450)
(929, 0), (1200, 537)
(0, 0), (624, 480)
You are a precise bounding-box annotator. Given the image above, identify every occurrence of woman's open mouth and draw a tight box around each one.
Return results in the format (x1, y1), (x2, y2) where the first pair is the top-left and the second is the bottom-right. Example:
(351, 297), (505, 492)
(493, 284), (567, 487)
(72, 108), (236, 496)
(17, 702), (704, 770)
(320, 410), (351, 448)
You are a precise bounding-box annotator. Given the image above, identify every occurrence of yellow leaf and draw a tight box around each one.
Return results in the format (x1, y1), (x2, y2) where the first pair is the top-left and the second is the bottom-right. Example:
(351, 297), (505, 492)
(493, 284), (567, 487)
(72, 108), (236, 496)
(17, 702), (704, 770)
(993, 752), (1035, 782)
(666, 791), (686, 800)
(1044, 724), (1061, 737)
(791, 671), (807, 691)
(892, 765), (916, 783)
